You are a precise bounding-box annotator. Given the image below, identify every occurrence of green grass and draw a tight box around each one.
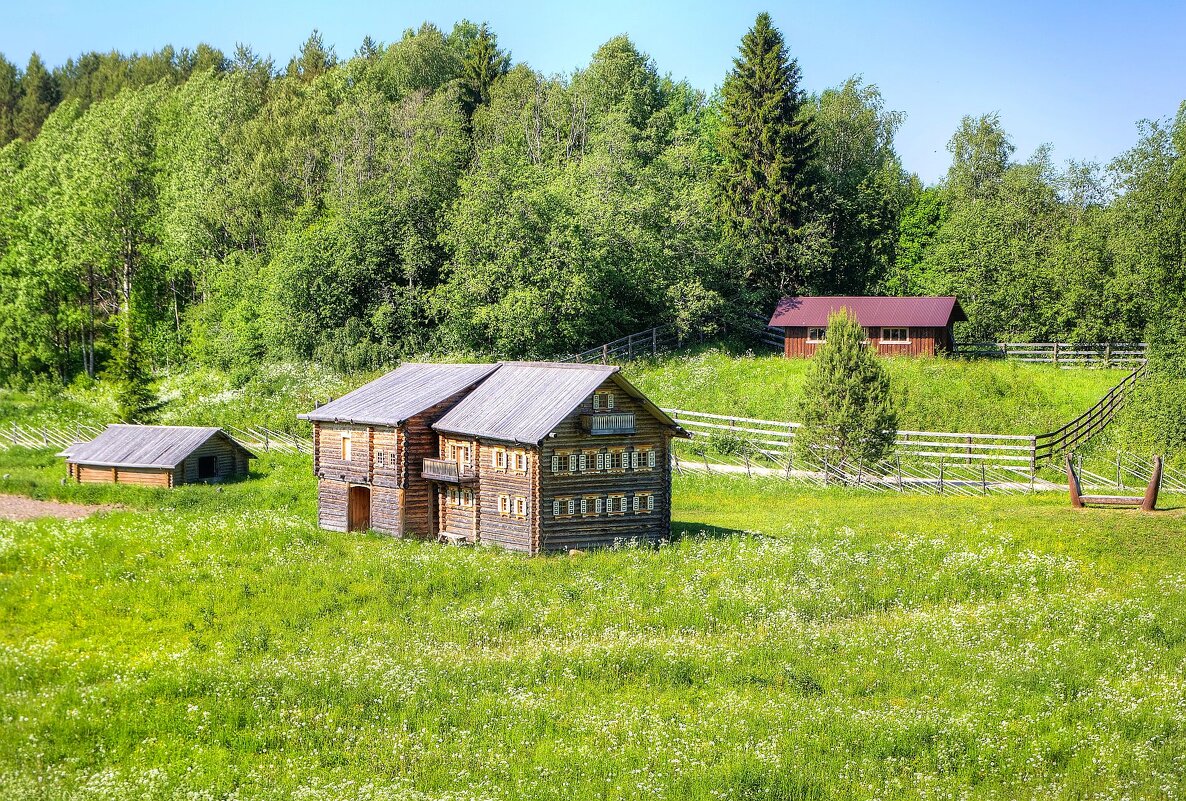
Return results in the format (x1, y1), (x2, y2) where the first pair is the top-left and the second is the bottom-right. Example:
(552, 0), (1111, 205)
(2, 448), (1185, 800)
(625, 344), (1129, 434)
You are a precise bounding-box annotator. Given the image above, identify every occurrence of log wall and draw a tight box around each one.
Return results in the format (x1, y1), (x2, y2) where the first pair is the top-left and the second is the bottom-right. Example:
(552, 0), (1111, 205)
(537, 376), (672, 553)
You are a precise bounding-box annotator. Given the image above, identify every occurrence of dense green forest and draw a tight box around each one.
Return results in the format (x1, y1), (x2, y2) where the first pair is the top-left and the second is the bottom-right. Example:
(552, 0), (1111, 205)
(1, 15), (1184, 391)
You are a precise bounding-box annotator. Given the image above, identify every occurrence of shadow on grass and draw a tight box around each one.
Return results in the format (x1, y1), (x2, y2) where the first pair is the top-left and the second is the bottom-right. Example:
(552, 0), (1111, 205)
(671, 520), (750, 542)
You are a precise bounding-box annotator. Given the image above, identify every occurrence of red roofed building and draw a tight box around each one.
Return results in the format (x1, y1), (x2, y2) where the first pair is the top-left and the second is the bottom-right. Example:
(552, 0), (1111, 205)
(768, 296), (967, 358)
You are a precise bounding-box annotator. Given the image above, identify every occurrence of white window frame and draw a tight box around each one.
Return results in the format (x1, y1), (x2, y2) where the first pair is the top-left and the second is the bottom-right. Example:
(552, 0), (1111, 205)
(880, 327), (910, 344)
(806, 327), (827, 344)
(514, 497), (526, 517)
(498, 494), (510, 515)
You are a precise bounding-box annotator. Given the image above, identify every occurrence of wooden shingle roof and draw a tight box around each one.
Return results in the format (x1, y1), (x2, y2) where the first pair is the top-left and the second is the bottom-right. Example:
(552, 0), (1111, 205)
(58, 425), (255, 469)
(433, 362), (687, 445)
(297, 363), (500, 426)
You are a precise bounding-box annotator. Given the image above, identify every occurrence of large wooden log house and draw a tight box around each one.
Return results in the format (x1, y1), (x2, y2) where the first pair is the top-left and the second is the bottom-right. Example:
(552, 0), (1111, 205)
(769, 296), (967, 357)
(299, 362), (689, 554)
(59, 425), (254, 487)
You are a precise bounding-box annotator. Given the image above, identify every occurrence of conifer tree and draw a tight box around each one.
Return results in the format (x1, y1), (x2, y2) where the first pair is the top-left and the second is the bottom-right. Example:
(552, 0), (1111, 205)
(718, 12), (817, 302)
(15, 52), (58, 140)
(460, 23), (509, 120)
(794, 309), (897, 473)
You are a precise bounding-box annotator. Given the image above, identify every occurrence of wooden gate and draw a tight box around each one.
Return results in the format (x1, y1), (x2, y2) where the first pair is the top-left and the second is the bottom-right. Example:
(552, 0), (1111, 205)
(347, 486), (371, 532)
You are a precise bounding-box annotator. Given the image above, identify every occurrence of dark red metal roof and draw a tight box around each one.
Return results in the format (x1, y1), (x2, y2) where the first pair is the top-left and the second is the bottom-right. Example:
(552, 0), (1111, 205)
(768, 296), (967, 328)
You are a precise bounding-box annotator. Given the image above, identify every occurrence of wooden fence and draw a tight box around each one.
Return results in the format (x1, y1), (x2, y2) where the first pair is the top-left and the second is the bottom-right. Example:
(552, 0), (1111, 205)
(561, 324), (685, 364)
(954, 341), (1147, 367)
(1033, 365), (1146, 461)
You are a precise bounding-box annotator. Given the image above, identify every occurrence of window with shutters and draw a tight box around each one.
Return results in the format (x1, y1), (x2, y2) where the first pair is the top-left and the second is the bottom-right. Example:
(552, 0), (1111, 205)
(578, 453), (587, 471)
(593, 391), (616, 410)
(647, 449), (656, 468)
(514, 497), (526, 517)
(646, 494), (655, 511)
(552, 499), (560, 516)
(567, 499), (575, 515)
(568, 453), (578, 472)
(492, 449), (507, 470)
(580, 498), (588, 515)
(595, 497), (603, 514)
(630, 450), (639, 469)
(551, 454), (560, 473)
(632, 495), (640, 512)
(596, 451), (605, 471)
(498, 494), (510, 515)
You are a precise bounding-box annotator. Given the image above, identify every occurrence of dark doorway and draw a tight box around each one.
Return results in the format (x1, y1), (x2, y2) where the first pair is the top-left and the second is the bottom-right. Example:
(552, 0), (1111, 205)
(347, 486), (371, 532)
(197, 455), (218, 479)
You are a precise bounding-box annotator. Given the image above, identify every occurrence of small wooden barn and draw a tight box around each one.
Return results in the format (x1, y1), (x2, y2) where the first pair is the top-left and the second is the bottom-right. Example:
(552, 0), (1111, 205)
(769, 296), (967, 357)
(299, 361), (690, 554)
(59, 425), (255, 487)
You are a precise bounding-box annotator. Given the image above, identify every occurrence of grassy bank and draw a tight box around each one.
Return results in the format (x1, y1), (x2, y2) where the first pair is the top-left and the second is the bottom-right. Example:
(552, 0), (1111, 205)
(624, 345), (1128, 434)
(2, 448), (1184, 799)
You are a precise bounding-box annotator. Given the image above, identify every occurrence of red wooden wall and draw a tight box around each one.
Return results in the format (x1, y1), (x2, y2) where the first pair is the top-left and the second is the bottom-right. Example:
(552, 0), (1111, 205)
(782, 326), (952, 358)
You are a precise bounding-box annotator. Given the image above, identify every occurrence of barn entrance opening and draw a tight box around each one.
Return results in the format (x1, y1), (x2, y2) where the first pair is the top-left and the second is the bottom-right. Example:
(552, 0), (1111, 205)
(197, 455), (217, 479)
(347, 486), (371, 531)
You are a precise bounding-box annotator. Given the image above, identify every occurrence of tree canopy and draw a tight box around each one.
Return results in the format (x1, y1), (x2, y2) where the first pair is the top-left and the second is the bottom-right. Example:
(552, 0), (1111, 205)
(0, 16), (1184, 386)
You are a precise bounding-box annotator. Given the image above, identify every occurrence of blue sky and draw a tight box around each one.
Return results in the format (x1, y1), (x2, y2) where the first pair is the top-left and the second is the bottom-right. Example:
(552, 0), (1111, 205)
(3, 0), (1183, 183)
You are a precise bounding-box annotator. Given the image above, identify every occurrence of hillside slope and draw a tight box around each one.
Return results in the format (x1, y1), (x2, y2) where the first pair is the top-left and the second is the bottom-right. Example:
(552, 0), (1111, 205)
(625, 346), (1127, 435)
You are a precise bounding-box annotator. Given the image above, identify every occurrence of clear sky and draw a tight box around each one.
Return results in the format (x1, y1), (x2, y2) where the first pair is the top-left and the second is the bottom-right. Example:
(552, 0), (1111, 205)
(3, 0), (1183, 183)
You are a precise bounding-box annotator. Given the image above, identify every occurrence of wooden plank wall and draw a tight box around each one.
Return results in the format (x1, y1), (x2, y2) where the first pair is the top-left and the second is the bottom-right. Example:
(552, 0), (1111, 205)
(537, 376), (671, 553)
(783, 326), (945, 358)
(75, 464), (173, 487)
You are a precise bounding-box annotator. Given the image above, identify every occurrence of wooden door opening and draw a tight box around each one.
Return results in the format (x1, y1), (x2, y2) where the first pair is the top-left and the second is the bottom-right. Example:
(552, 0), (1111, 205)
(348, 485), (371, 532)
(198, 455), (217, 479)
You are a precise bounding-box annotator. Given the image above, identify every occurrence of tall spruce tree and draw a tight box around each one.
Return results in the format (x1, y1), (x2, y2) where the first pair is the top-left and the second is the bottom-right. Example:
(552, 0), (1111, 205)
(718, 12), (817, 303)
(14, 52), (58, 140)
(794, 309), (897, 474)
(460, 23), (509, 120)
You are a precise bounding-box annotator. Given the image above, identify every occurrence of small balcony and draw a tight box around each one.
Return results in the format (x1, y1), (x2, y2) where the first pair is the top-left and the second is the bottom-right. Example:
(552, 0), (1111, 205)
(422, 457), (477, 484)
(580, 412), (636, 435)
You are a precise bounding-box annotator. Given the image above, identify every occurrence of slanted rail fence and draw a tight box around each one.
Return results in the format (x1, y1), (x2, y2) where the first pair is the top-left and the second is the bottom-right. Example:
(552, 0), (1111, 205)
(1, 422), (312, 455)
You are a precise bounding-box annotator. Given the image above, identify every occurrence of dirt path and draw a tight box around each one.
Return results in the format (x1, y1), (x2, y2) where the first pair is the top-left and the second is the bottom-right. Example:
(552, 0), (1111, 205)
(0, 494), (117, 521)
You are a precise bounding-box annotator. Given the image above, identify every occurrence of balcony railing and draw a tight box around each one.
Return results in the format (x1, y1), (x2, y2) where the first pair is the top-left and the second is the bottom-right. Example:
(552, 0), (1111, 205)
(422, 457), (477, 484)
(581, 412), (636, 435)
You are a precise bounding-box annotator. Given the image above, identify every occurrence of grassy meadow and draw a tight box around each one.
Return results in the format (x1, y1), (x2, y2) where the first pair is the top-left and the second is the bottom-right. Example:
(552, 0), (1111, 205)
(625, 345), (1128, 435)
(2, 447), (1185, 800)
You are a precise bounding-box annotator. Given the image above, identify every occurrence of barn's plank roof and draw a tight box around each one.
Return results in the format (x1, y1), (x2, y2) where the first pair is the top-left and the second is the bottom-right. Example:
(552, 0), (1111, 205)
(297, 363), (500, 426)
(58, 425), (255, 469)
(769, 296), (967, 328)
(433, 362), (687, 444)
